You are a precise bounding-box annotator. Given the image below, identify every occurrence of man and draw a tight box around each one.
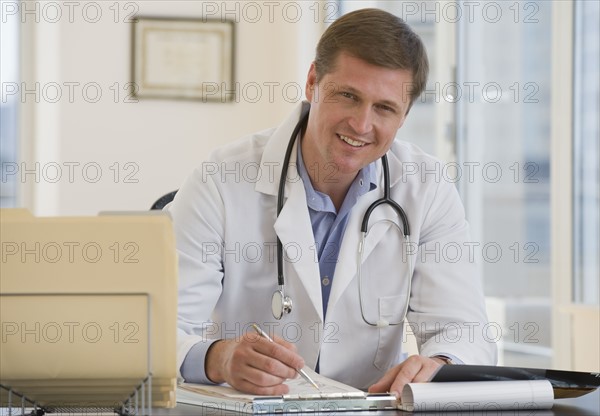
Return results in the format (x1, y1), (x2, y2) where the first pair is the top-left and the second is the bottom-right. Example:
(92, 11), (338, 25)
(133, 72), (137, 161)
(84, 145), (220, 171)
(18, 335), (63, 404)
(170, 8), (496, 397)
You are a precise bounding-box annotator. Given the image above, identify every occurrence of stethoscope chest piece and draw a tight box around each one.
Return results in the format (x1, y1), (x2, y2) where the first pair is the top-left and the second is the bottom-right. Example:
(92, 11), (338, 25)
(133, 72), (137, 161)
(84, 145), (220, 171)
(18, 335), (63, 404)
(272, 288), (293, 320)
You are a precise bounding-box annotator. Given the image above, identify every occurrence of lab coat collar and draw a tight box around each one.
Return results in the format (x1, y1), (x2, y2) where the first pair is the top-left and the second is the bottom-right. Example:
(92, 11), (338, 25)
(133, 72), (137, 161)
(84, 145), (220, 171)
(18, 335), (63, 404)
(255, 101), (309, 197)
(384, 144), (404, 189)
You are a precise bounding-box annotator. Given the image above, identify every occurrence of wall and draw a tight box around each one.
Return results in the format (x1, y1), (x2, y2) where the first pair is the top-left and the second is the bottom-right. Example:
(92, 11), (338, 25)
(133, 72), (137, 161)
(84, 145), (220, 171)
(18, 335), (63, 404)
(18, 1), (322, 215)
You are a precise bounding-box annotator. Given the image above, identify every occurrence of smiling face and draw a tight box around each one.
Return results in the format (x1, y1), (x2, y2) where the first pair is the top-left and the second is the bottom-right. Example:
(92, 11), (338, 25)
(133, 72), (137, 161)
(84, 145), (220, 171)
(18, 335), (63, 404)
(302, 52), (414, 189)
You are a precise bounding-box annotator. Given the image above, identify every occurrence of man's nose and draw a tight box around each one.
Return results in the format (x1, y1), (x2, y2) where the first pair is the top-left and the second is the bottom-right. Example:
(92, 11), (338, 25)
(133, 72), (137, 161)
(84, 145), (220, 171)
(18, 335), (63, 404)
(348, 105), (373, 135)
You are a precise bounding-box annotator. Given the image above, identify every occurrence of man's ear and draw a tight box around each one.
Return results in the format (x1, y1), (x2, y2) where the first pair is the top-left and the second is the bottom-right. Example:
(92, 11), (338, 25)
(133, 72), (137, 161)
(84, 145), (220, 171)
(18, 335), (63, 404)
(305, 62), (318, 102)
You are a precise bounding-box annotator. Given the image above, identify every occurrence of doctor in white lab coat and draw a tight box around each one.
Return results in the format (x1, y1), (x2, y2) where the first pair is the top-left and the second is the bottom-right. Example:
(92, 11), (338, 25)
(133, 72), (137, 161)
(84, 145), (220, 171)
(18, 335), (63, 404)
(170, 8), (496, 397)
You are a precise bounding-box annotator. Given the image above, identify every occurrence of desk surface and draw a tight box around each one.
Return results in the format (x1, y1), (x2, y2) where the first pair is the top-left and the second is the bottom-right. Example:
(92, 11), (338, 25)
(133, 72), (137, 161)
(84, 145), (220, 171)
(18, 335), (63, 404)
(153, 389), (600, 415)
(1, 389), (597, 415)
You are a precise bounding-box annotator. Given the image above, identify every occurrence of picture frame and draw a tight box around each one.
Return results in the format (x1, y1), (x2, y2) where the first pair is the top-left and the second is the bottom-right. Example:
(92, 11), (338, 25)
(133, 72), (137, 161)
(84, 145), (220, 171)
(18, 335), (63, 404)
(131, 16), (235, 101)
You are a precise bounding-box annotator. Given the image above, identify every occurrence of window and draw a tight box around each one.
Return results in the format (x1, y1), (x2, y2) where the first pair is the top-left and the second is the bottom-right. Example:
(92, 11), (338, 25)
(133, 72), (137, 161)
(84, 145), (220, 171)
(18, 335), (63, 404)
(456, 1), (553, 368)
(573, 0), (600, 305)
(0, 9), (20, 207)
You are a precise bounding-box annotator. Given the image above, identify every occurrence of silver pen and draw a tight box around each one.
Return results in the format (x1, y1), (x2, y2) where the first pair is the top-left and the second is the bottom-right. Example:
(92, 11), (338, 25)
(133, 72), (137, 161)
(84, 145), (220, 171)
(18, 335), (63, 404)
(251, 323), (320, 391)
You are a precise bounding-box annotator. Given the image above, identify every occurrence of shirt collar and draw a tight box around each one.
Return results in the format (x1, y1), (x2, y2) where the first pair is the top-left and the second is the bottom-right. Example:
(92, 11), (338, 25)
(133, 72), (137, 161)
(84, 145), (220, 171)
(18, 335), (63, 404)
(296, 139), (377, 214)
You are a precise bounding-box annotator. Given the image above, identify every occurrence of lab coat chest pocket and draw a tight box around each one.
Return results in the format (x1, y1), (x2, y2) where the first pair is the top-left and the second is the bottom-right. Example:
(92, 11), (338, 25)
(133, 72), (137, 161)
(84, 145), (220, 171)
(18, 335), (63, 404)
(359, 221), (409, 371)
(373, 295), (406, 371)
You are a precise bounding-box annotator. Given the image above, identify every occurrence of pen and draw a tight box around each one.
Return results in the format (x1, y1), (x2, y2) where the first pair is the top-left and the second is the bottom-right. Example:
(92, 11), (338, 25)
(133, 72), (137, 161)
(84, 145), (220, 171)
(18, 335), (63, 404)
(251, 323), (321, 391)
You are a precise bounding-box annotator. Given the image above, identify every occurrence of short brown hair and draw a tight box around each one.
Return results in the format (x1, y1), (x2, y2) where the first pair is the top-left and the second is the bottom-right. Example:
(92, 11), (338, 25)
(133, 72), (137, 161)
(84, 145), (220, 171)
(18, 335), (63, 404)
(314, 8), (429, 111)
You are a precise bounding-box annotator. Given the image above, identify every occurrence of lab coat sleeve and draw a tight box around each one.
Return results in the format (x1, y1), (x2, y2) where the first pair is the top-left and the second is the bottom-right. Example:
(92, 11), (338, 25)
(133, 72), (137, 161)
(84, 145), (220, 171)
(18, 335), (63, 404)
(167, 161), (227, 382)
(407, 175), (498, 365)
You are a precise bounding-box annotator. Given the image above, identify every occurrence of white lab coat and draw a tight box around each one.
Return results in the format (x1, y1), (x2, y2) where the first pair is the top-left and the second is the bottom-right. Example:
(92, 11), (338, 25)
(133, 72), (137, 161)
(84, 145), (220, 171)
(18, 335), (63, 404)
(170, 103), (497, 390)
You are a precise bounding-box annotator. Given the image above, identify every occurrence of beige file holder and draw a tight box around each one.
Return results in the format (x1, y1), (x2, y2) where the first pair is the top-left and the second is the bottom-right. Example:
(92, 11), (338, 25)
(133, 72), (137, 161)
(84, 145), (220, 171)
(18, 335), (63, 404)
(0, 209), (177, 413)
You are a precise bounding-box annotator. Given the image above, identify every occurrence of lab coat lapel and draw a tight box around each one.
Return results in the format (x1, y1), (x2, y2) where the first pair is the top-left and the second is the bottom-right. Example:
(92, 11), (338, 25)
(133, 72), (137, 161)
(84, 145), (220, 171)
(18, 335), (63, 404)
(260, 102), (322, 321)
(273, 163), (324, 322)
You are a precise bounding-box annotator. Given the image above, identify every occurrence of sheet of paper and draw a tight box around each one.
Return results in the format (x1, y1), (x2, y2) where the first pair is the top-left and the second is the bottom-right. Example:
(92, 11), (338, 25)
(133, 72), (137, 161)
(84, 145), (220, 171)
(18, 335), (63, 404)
(181, 367), (363, 400)
(283, 367), (364, 398)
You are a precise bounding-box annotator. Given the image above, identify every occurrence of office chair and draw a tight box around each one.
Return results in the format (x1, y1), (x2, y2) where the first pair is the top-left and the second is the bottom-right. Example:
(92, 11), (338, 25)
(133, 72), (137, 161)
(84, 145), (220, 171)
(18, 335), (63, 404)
(151, 190), (178, 210)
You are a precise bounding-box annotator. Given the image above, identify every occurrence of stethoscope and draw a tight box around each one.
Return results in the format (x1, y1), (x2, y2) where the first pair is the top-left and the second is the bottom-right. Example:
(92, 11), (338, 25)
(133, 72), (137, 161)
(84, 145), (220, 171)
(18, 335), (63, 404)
(272, 105), (413, 327)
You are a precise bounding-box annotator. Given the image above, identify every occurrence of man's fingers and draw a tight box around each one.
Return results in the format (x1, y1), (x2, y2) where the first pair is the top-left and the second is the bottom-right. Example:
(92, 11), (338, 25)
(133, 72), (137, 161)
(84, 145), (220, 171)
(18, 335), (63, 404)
(388, 357), (423, 395)
(411, 363), (438, 383)
(234, 333), (303, 382)
(252, 336), (304, 375)
(248, 344), (299, 380)
(222, 337), (297, 391)
(230, 376), (291, 396)
(241, 363), (290, 388)
(368, 366), (401, 393)
(368, 355), (444, 398)
(271, 335), (298, 353)
(388, 356), (442, 396)
(217, 332), (308, 394)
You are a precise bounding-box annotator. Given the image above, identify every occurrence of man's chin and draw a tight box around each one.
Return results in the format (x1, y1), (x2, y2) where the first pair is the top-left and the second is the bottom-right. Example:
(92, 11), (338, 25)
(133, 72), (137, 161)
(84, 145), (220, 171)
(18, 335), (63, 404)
(333, 161), (370, 177)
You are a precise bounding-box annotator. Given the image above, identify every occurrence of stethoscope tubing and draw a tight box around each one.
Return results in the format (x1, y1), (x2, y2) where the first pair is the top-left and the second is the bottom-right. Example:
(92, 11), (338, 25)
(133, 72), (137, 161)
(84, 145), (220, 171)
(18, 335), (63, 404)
(274, 106), (412, 324)
(276, 106), (311, 287)
(360, 154), (411, 237)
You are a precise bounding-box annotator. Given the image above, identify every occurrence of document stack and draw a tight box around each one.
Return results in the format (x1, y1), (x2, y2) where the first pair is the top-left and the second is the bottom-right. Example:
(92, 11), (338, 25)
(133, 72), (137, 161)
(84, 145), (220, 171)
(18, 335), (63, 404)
(0, 209), (178, 413)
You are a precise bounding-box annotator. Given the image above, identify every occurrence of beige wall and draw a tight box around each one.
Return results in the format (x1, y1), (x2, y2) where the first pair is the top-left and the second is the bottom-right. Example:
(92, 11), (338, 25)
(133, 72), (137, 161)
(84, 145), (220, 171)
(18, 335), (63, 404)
(19, 1), (322, 215)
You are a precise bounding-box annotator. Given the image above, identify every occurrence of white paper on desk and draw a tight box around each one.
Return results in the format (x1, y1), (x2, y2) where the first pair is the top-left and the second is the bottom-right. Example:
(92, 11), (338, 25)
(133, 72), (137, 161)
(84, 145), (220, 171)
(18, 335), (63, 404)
(398, 380), (554, 412)
(181, 367), (363, 400)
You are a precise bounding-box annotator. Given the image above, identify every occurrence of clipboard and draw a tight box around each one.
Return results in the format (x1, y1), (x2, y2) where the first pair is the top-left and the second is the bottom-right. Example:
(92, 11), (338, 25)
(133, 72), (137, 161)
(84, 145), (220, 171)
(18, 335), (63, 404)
(177, 367), (397, 414)
(177, 388), (397, 414)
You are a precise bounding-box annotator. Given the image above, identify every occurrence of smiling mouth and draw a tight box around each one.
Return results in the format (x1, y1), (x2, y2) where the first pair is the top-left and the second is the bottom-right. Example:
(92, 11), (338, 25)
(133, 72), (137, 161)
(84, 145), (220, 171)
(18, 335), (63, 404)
(338, 134), (366, 148)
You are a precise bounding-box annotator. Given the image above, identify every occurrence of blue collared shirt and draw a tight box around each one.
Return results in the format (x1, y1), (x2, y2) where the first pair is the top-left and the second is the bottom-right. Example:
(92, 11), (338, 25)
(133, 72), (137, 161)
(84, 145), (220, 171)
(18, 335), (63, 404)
(296, 141), (377, 317)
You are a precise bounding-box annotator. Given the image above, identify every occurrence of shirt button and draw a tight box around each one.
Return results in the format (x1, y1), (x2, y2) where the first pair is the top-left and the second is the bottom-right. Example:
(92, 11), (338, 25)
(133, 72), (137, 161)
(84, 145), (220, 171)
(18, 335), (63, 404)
(359, 179), (364, 186)
(322, 277), (330, 286)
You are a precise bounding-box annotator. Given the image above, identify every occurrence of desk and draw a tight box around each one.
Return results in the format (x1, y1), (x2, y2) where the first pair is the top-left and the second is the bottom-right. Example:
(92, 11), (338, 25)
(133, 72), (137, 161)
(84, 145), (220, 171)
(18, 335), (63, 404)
(1, 390), (598, 415)
(152, 389), (600, 415)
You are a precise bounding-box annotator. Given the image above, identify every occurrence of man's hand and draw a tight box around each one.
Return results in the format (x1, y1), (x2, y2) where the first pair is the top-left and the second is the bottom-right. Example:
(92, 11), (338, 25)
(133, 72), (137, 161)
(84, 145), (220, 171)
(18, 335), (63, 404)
(205, 332), (305, 395)
(368, 355), (445, 398)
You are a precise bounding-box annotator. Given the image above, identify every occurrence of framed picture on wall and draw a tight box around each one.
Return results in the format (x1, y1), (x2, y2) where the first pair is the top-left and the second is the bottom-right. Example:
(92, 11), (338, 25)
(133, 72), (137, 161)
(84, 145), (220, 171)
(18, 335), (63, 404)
(132, 17), (235, 101)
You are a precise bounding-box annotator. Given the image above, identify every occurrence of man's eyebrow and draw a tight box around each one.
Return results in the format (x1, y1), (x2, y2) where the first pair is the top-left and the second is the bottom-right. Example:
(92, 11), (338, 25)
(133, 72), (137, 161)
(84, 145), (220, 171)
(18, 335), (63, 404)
(377, 99), (402, 110)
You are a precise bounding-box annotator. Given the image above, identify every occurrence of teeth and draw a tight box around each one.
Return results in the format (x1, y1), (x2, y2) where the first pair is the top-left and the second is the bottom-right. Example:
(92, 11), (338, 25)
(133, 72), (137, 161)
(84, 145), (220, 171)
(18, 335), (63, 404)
(339, 135), (365, 147)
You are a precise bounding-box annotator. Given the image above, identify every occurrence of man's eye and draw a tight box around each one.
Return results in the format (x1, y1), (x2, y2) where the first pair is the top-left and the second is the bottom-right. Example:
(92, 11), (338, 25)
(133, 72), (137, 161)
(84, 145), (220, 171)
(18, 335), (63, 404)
(378, 105), (396, 113)
(340, 92), (355, 100)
